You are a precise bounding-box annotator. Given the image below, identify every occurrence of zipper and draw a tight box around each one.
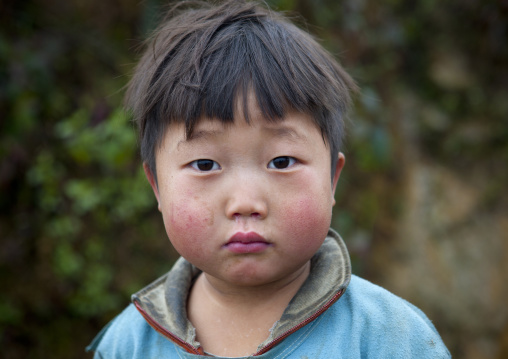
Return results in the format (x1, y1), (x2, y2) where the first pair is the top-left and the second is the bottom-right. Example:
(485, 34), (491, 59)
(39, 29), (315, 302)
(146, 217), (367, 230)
(134, 301), (207, 356)
(254, 288), (346, 356)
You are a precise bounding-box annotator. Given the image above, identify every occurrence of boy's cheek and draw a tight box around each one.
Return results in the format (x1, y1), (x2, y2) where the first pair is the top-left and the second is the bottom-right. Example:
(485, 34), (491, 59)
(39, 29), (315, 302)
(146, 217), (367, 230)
(161, 201), (214, 257)
(165, 201), (215, 230)
(280, 196), (332, 242)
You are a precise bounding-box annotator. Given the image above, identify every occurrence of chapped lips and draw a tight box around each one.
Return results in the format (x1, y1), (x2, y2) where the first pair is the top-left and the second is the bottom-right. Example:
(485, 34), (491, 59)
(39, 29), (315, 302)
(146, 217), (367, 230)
(224, 232), (271, 254)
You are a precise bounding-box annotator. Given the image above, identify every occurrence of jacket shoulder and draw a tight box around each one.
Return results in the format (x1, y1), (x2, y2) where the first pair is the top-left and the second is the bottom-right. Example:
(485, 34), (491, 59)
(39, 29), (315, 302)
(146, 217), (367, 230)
(332, 275), (450, 358)
(86, 304), (176, 358)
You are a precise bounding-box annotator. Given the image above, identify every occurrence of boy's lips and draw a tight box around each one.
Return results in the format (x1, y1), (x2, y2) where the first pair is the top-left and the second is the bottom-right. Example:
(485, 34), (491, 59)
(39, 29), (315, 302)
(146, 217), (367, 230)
(224, 232), (272, 254)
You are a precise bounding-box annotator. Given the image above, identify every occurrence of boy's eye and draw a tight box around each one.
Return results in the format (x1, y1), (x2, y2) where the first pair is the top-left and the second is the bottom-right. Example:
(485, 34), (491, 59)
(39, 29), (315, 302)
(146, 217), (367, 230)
(268, 156), (296, 169)
(190, 159), (221, 171)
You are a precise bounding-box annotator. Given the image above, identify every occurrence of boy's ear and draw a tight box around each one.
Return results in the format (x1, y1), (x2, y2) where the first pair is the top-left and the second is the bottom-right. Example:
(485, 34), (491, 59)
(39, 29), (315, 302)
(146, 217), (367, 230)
(143, 162), (161, 211)
(331, 152), (345, 206)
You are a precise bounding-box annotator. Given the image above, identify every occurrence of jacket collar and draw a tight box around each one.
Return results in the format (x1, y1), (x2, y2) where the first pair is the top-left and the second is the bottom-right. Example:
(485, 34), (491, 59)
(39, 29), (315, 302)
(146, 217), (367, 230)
(132, 228), (351, 355)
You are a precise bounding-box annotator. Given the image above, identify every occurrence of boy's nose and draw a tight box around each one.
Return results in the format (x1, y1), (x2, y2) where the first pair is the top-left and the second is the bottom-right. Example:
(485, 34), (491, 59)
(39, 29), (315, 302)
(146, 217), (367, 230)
(224, 177), (268, 220)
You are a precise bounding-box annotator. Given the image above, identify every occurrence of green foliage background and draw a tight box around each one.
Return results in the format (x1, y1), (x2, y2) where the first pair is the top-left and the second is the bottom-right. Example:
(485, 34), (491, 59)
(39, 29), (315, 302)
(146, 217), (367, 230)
(1, 0), (506, 357)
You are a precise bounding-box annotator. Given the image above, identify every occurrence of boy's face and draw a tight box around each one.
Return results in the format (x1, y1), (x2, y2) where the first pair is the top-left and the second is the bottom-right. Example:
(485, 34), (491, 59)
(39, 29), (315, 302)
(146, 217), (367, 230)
(145, 99), (344, 289)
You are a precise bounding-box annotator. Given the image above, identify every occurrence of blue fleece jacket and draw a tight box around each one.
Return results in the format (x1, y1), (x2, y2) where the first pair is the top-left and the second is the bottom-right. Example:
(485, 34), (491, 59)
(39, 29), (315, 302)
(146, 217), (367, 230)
(87, 230), (450, 358)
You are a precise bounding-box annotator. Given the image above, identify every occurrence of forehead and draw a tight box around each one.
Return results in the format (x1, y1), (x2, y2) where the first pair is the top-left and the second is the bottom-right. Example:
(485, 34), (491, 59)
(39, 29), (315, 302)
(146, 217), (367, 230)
(186, 116), (310, 143)
(155, 88), (332, 161)
(159, 110), (326, 157)
(196, 93), (321, 139)
(162, 92), (324, 146)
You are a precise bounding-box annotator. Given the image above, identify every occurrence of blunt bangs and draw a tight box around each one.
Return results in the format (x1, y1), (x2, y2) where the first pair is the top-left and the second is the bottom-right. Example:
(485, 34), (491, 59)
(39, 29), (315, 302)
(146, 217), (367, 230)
(126, 0), (356, 177)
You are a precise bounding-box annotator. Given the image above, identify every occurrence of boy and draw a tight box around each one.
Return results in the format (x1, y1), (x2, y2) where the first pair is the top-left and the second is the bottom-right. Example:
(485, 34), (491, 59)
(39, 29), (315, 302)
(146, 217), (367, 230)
(88, 0), (450, 357)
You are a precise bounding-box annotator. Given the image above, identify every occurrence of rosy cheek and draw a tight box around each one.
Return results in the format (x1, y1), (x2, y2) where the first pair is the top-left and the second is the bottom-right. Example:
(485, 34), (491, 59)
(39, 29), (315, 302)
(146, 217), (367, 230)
(163, 202), (212, 260)
(281, 197), (331, 247)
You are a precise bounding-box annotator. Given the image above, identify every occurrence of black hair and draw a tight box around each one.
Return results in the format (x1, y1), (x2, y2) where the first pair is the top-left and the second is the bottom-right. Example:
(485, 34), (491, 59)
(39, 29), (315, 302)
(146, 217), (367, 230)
(125, 0), (357, 180)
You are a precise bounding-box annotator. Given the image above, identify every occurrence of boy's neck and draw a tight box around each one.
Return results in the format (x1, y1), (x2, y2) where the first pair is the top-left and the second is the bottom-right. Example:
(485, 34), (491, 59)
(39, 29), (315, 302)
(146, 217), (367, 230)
(187, 261), (311, 357)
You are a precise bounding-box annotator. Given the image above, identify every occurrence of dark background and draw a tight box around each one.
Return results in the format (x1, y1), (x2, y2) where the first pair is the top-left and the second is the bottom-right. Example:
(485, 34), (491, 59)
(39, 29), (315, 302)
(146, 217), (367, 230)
(1, 0), (507, 358)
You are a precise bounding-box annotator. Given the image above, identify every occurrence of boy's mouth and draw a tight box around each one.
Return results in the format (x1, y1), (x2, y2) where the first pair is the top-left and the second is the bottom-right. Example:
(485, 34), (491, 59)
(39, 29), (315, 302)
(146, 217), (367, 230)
(224, 232), (271, 254)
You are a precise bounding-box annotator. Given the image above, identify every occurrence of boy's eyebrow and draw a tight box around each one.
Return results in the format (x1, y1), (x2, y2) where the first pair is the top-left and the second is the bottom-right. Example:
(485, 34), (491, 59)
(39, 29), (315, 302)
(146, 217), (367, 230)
(263, 126), (308, 142)
(187, 129), (224, 141)
(177, 129), (225, 149)
(177, 124), (308, 149)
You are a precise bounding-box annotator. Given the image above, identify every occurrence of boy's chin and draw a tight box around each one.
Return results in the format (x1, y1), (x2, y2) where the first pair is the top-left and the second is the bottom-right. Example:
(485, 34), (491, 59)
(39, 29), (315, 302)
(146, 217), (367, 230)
(200, 260), (311, 291)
